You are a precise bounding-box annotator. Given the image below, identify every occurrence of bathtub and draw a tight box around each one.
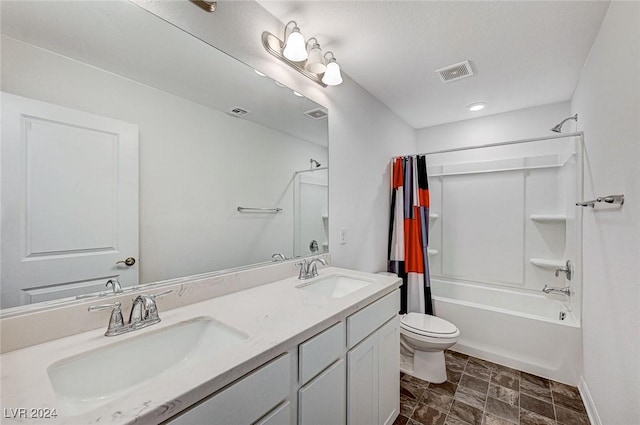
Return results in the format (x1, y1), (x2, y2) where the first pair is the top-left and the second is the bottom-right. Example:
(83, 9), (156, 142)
(431, 278), (582, 385)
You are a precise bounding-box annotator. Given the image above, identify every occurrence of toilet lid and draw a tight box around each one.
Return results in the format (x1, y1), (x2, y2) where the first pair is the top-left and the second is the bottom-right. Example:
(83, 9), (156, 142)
(401, 313), (458, 335)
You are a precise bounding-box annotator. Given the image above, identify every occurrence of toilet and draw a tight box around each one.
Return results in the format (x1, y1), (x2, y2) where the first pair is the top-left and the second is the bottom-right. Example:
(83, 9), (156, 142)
(399, 312), (460, 383)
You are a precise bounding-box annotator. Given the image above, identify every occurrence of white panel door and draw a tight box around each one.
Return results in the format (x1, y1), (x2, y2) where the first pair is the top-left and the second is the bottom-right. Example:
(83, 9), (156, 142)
(377, 318), (400, 425)
(347, 332), (379, 425)
(1, 92), (138, 308)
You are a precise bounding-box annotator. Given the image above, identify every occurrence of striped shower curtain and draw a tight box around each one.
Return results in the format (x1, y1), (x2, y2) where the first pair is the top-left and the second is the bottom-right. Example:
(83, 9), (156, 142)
(388, 155), (433, 315)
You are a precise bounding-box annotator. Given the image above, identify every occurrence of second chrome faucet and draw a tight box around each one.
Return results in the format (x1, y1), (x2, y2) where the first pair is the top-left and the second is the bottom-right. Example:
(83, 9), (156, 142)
(297, 257), (327, 280)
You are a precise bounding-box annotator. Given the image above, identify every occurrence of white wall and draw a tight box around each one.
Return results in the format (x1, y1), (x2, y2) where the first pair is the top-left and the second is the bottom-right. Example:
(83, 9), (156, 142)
(416, 101), (571, 153)
(1, 35), (328, 283)
(569, 2), (640, 424)
(133, 0), (417, 273)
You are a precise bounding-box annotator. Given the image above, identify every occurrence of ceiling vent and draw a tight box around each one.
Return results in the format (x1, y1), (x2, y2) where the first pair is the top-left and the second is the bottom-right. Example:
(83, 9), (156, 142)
(435, 60), (474, 83)
(304, 108), (328, 120)
(226, 107), (250, 118)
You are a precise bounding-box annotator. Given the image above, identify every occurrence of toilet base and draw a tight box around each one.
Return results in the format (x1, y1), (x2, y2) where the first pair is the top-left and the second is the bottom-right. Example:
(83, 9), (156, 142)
(402, 350), (447, 384)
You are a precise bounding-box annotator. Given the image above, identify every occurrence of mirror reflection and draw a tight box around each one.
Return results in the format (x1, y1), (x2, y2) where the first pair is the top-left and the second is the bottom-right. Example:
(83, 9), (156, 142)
(0, 1), (329, 310)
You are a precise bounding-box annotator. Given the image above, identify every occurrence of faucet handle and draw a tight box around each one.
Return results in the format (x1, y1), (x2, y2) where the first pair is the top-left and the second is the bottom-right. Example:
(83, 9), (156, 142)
(88, 302), (124, 336)
(88, 301), (122, 312)
(295, 259), (308, 279)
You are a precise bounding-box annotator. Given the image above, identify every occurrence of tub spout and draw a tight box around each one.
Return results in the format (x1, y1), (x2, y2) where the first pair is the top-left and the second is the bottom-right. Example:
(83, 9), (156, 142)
(542, 285), (570, 296)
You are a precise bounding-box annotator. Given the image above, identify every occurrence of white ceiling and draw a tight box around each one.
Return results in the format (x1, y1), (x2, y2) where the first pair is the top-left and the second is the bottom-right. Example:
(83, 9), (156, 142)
(258, 1), (611, 129)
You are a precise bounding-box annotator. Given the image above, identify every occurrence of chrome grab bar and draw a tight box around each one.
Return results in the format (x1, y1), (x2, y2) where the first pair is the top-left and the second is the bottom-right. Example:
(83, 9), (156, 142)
(237, 206), (283, 213)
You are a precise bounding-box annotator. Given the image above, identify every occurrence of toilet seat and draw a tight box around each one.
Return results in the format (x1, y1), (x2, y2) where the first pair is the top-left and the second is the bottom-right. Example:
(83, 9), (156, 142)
(400, 313), (459, 338)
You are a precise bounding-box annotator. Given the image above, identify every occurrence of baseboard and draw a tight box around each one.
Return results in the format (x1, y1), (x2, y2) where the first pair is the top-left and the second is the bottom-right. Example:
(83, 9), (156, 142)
(578, 375), (602, 425)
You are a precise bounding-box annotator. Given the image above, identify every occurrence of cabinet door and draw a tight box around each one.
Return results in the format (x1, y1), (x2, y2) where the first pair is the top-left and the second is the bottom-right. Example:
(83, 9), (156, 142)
(378, 317), (400, 425)
(299, 359), (346, 425)
(347, 332), (379, 425)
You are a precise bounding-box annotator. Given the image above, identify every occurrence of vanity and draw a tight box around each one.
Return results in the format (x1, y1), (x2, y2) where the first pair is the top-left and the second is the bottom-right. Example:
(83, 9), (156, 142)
(0, 261), (401, 425)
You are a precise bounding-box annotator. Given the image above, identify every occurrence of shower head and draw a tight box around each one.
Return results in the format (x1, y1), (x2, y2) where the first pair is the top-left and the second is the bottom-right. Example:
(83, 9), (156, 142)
(310, 158), (322, 168)
(551, 114), (578, 133)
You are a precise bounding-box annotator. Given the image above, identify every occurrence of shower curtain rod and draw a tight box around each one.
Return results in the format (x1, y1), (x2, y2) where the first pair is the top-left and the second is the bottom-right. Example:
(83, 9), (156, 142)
(393, 131), (583, 159)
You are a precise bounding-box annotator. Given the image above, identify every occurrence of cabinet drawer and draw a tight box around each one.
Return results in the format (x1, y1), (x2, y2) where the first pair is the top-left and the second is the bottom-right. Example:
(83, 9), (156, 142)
(255, 401), (291, 425)
(299, 321), (345, 385)
(347, 290), (399, 349)
(298, 359), (346, 425)
(167, 353), (290, 425)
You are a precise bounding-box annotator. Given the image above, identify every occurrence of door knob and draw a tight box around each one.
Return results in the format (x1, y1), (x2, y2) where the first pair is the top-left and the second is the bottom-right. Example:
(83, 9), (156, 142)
(116, 257), (136, 266)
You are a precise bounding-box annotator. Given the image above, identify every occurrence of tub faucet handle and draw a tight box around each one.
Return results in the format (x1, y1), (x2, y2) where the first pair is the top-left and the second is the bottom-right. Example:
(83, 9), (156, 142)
(554, 260), (572, 281)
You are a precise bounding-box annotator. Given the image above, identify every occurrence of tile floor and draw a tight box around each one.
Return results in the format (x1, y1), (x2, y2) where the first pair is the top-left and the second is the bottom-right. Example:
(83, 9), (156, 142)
(395, 350), (590, 425)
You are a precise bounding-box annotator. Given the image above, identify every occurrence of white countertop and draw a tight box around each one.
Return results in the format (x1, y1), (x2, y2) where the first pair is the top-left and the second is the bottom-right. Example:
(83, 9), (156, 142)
(0, 266), (400, 424)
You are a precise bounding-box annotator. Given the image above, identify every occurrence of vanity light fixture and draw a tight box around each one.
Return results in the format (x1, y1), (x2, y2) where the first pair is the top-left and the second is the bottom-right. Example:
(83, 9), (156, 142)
(262, 21), (343, 88)
(467, 102), (486, 112)
(322, 52), (343, 86)
(282, 21), (307, 62)
(305, 38), (326, 74)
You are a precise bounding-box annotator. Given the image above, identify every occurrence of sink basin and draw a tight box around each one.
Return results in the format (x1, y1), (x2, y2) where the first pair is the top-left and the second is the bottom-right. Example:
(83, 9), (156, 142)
(296, 274), (372, 298)
(47, 316), (247, 416)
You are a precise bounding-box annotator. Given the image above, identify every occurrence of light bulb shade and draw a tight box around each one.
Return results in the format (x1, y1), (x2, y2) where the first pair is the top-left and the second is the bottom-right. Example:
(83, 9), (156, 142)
(305, 45), (326, 74)
(322, 60), (343, 86)
(283, 29), (307, 62)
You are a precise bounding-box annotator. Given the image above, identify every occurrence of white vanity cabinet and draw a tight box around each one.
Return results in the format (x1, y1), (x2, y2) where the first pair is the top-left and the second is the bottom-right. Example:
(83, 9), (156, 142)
(166, 354), (291, 425)
(347, 291), (400, 425)
(166, 289), (400, 425)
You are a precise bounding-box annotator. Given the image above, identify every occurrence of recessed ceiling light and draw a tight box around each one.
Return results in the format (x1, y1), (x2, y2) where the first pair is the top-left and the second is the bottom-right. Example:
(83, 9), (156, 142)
(254, 69), (266, 77)
(467, 102), (486, 112)
(274, 80), (287, 87)
(293, 91), (304, 98)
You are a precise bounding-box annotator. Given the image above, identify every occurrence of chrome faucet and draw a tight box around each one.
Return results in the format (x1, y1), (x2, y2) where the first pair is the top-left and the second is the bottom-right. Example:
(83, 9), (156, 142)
(272, 253), (287, 261)
(297, 257), (327, 280)
(542, 285), (571, 296)
(129, 294), (162, 327)
(106, 278), (123, 294)
(89, 289), (172, 336)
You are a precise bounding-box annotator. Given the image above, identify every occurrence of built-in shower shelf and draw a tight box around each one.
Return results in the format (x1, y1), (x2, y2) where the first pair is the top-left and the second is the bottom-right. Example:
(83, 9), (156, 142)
(530, 214), (566, 223)
(429, 213), (439, 220)
(428, 248), (439, 256)
(530, 258), (565, 269)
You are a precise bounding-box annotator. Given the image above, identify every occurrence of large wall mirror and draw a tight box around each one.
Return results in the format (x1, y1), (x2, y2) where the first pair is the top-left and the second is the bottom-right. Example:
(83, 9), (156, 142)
(0, 1), (329, 312)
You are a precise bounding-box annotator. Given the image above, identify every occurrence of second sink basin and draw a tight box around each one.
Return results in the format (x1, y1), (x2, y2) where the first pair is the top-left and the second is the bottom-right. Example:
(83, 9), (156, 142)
(47, 316), (248, 416)
(296, 274), (372, 298)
